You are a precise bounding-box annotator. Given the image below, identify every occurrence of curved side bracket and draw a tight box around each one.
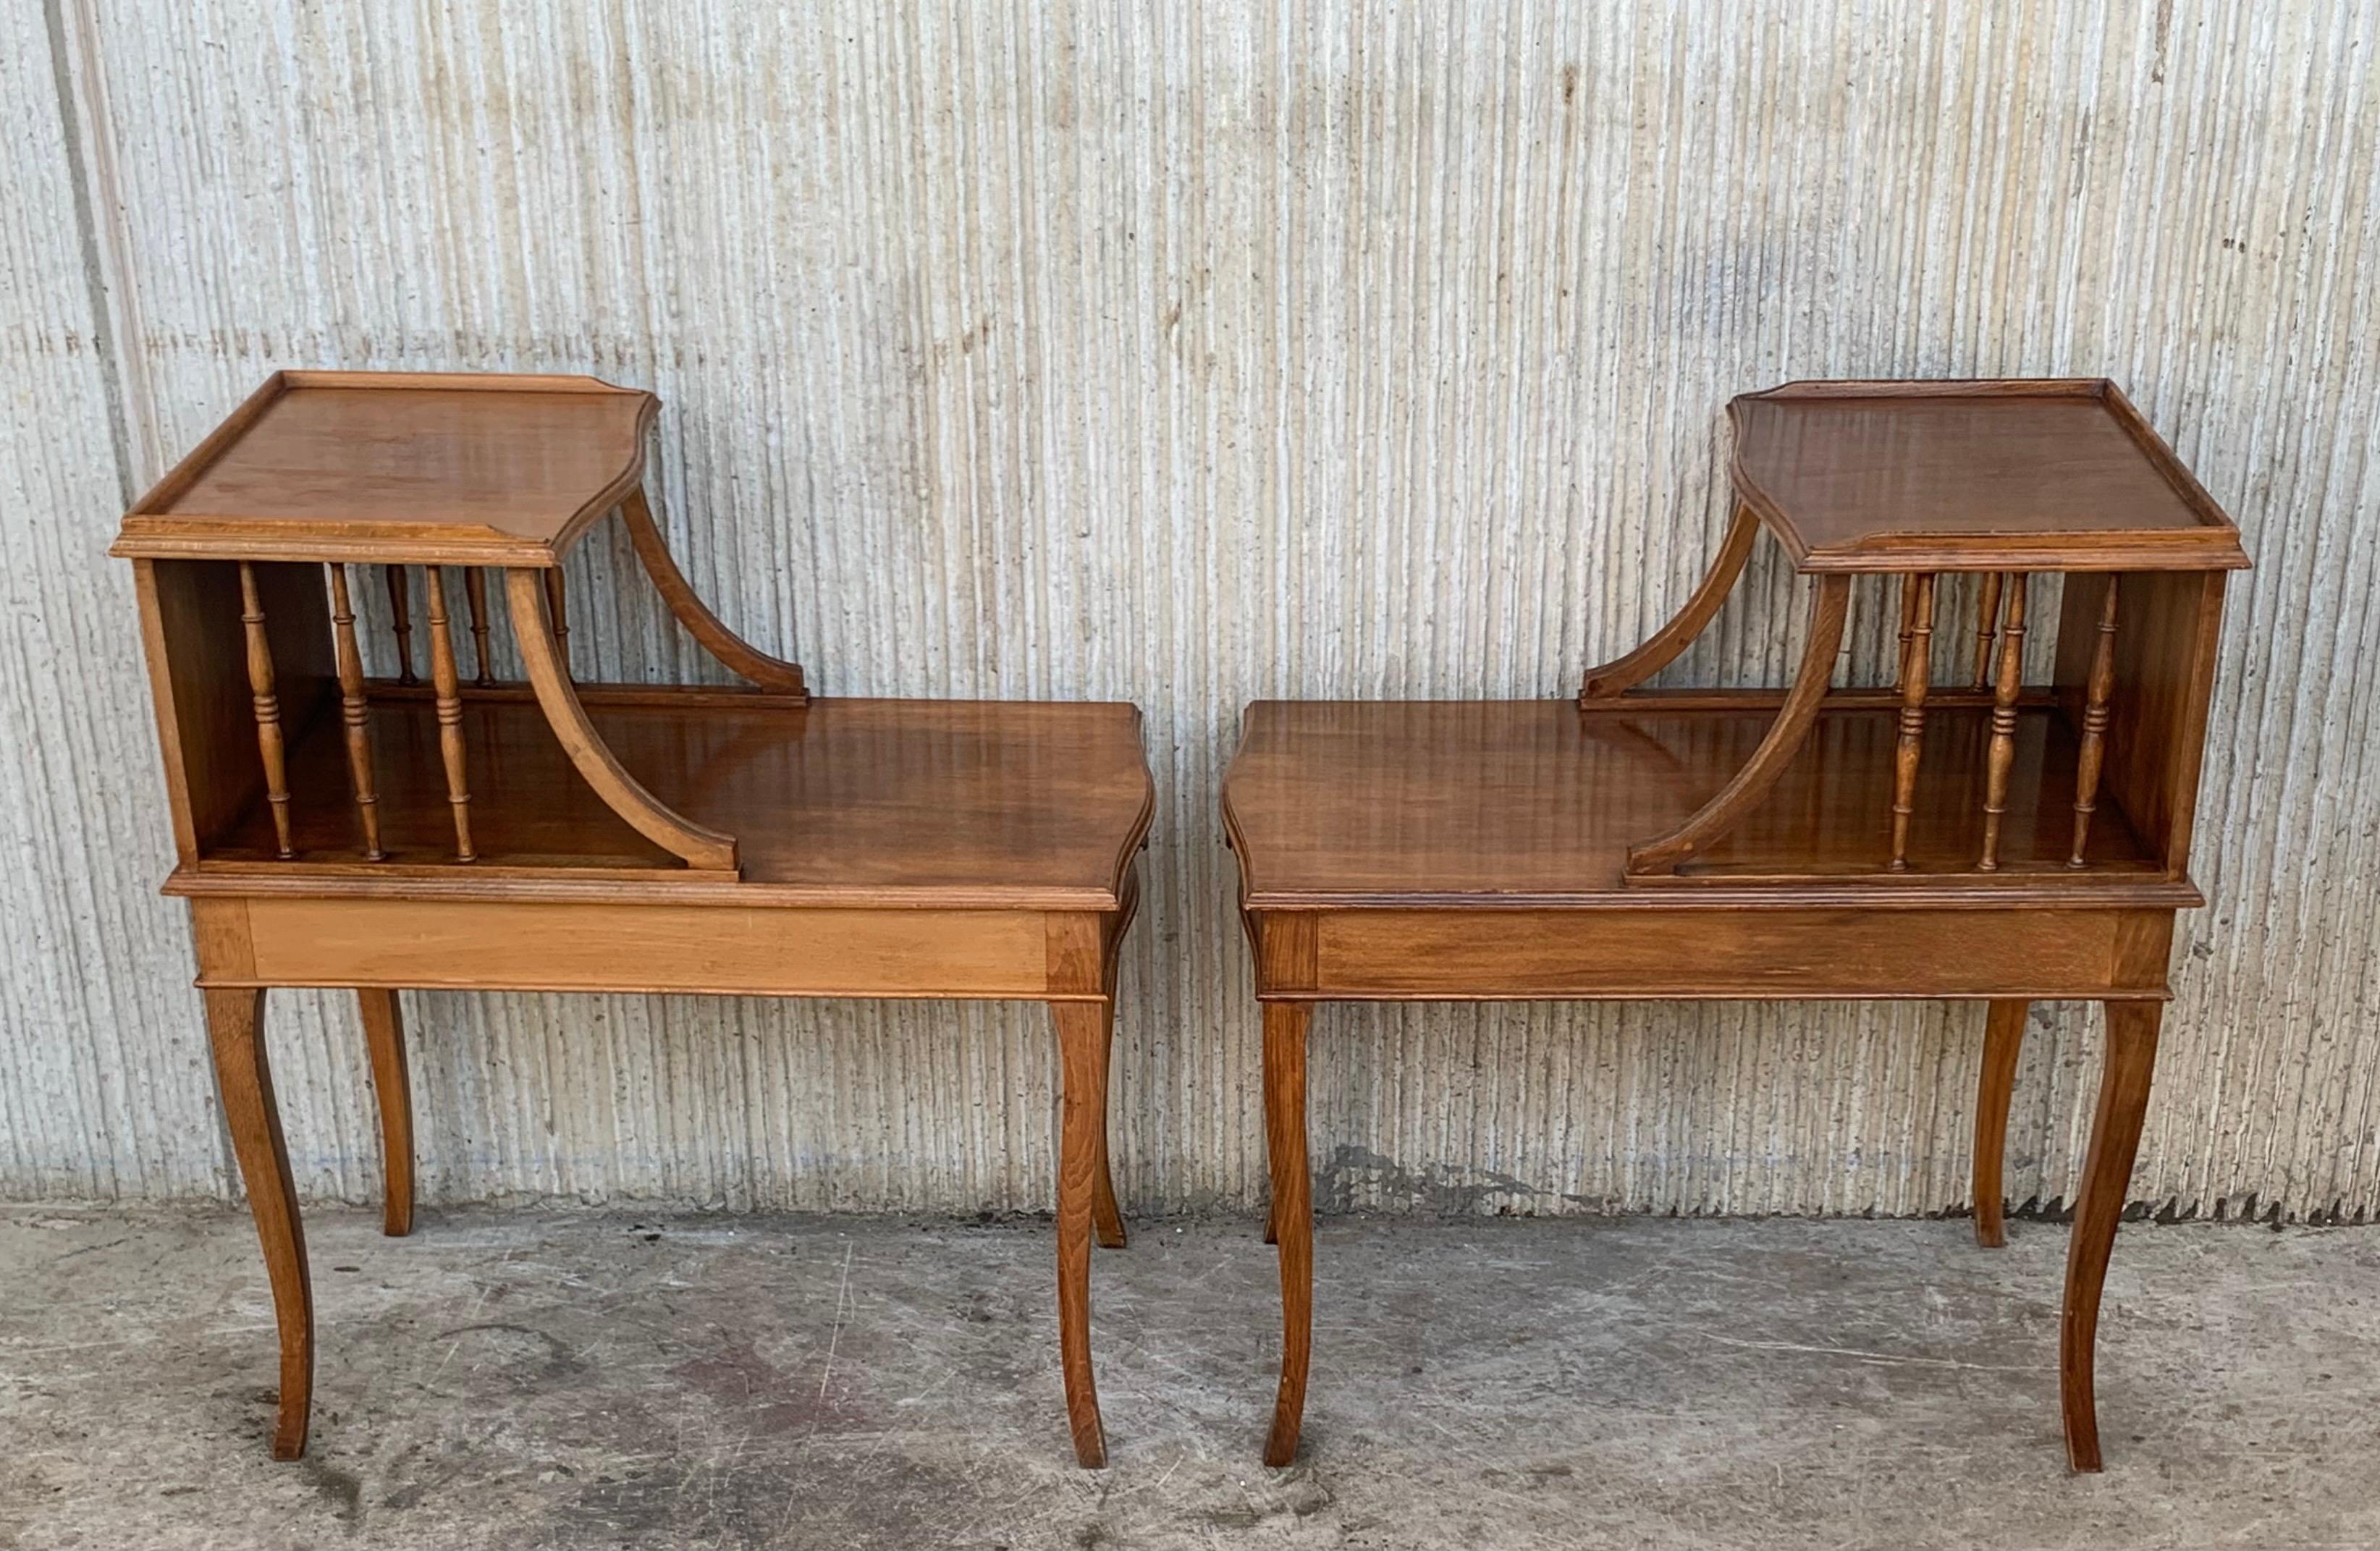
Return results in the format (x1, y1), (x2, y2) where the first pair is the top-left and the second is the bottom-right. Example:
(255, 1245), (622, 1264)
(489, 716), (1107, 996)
(505, 567), (740, 874)
(620, 487), (809, 698)
(1624, 572), (1851, 877)
(1579, 502), (1761, 701)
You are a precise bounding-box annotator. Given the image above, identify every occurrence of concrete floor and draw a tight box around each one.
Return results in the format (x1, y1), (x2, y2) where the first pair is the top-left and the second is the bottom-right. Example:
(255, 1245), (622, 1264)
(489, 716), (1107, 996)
(3, 1207), (2375, 1550)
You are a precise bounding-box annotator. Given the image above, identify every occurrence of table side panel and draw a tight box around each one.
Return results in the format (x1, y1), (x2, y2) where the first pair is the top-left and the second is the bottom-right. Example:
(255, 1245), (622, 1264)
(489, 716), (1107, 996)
(1273, 906), (2174, 1000)
(221, 897), (1065, 998)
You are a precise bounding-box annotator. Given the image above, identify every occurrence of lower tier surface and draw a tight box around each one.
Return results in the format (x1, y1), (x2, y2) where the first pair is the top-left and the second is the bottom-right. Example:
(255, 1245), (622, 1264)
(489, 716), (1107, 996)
(1223, 697), (2161, 905)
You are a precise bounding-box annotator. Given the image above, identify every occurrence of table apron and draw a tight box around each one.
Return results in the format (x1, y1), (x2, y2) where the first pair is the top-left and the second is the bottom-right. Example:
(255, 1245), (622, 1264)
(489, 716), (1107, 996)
(1252, 905), (2174, 1000)
(195, 896), (1107, 1000)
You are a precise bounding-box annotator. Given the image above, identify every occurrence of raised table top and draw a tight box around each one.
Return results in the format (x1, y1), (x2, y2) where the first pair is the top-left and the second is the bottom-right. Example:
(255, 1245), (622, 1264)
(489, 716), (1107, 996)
(1223, 698), (2192, 909)
(189, 696), (1154, 910)
(111, 371), (655, 567)
(1730, 380), (2249, 574)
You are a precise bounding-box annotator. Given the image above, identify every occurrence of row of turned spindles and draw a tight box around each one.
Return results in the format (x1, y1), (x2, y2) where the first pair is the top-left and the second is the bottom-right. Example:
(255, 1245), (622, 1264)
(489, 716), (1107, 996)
(1888, 570), (2119, 874)
(240, 561), (570, 864)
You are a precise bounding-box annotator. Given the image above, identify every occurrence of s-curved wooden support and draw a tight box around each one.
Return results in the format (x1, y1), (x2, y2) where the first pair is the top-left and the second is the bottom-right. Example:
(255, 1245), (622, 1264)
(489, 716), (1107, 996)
(1580, 503), (1760, 701)
(2062, 1000), (2161, 1471)
(1625, 573), (1852, 876)
(204, 986), (313, 1460)
(1262, 1000), (1315, 1467)
(1051, 998), (1114, 1467)
(620, 488), (809, 698)
(1972, 998), (2027, 1248)
(504, 568), (740, 874)
(357, 989), (414, 1238)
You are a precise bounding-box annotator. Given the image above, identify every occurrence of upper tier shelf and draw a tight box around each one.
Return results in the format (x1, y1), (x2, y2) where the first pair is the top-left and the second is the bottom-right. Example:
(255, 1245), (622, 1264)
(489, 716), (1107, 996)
(1731, 379), (2251, 574)
(110, 371), (655, 567)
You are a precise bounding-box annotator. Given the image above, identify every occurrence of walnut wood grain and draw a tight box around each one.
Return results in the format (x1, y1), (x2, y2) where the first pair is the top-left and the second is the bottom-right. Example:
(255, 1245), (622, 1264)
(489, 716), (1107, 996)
(384, 565), (418, 685)
(504, 568), (738, 874)
(2062, 1000), (2161, 1471)
(1889, 572), (1936, 870)
(621, 487), (809, 697)
(356, 988), (413, 1237)
(543, 568), (570, 679)
(1972, 998), (2027, 1248)
(2070, 578), (2121, 866)
(1980, 573), (2030, 870)
(1625, 574), (1851, 876)
(1972, 570), (2003, 690)
(1579, 503), (1758, 701)
(325, 565), (386, 861)
(462, 569), (496, 687)
(1052, 998), (1113, 1468)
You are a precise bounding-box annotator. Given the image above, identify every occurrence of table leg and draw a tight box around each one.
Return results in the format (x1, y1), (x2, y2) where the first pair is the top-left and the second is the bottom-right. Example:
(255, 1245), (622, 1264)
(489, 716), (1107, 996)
(203, 986), (313, 1460)
(1051, 999), (1112, 1468)
(2061, 999), (2162, 1471)
(1262, 1001), (1314, 1467)
(1972, 999), (2028, 1248)
(1093, 997), (1126, 1251)
(357, 989), (414, 1238)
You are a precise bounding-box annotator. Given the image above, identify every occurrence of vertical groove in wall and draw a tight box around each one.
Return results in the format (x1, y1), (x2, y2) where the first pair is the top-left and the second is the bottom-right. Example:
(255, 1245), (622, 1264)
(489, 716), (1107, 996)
(1, 1), (2375, 1220)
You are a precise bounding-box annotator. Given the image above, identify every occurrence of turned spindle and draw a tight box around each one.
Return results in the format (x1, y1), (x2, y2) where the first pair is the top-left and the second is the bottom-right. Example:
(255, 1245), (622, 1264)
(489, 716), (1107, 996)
(544, 568), (572, 679)
(422, 567), (477, 861)
(463, 570), (497, 687)
(1888, 572), (1936, 871)
(326, 565), (387, 861)
(237, 562), (295, 859)
(1978, 572), (2028, 871)
(2069, 578), (2120, 866)
(1971, 571), (2004, 690)
(385, 566), (418, 686)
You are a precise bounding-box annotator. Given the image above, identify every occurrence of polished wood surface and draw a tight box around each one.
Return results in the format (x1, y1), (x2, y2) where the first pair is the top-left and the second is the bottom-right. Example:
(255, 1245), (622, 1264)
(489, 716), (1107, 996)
(112, 372), (656, 566)
(1729, 380), (2252, 573)
(124, 373), (1149, 1471)
(1230, 378), (2240, 1474)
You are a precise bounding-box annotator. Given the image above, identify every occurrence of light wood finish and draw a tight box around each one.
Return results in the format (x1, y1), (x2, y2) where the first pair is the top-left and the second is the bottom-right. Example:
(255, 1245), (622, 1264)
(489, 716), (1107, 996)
(1729, 380), (2251, 574)
(2070, 578), (2121, 866)
(237, 562), (296, 859)
(505, 567), (737, 874)
(421, 566), (476, 862)
(622, 488), (809, 698)
(1889, 572), (1936, 869)
(1625, 575), (1851, 875)
(462, 570), (495, 687)
(1261, 1000), (1314, 1467)
(384, 565), (417, 685)
(2062, 1000), (2161, 1471)
(1579, 502), (1759, 701)
(1972, 998), (2027, 1248)
(1228, 379), (2242, 1474)
(1980, 572), (2030, 871)
(119, 373), (1153, 1468)
(325, 565), (386, 861)
(543, 569), (570, 678)
(203, 986), (311, 1460)
(356, 988), (413, 1237)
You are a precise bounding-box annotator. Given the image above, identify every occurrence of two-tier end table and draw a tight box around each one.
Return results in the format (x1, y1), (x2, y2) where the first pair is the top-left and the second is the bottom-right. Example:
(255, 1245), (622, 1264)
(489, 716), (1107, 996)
(114, 371), (1152, 1467)
(1223, 379), (2248, 1471)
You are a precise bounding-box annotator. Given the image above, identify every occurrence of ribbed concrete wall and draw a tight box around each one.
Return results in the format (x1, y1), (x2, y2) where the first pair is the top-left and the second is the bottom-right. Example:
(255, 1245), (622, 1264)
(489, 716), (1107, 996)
(4, 1), (2374, 1220)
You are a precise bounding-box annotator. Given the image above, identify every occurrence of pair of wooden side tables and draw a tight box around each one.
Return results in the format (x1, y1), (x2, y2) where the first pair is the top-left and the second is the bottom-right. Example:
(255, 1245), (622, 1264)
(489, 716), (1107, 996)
(114, 372), (2245, 1474)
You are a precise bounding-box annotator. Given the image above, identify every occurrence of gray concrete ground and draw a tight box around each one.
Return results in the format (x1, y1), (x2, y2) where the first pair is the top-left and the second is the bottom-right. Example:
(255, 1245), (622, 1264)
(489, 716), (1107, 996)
(2, 1206), (2375, 1550)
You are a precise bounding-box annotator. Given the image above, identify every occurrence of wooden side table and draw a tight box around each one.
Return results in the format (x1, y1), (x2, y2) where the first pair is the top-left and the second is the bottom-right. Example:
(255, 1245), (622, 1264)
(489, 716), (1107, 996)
(1223, 379), (2249, 1471)
(114, 371), (1152, 1468)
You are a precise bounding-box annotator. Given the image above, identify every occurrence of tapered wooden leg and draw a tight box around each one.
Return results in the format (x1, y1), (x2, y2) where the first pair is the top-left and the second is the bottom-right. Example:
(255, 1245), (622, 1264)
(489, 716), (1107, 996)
(1972, 999), (2027, 1248)
(2061, 1000), (2161, 1472)
(1051, 1000), (1111, 1467)
(1262, 1001), (1314, 1467)
(203, 986), (313, 1460)
(357, 989), (414, 1238)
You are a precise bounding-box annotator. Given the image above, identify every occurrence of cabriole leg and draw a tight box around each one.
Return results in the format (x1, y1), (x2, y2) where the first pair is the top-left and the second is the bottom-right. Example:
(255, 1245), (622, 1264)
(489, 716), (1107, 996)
(1050, 999), (1113, 1467)
(1262, 1000), (1315, 1467)
(2061, 999), (2162, 1471)
(204, 986), (313, 1460)
(1972, 999), (2027, 1248)
(357, 989), (414, 1237)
